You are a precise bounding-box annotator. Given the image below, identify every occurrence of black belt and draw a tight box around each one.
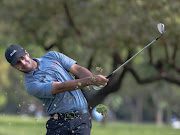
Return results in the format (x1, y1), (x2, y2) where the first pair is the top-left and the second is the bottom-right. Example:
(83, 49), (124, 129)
(50, 108), (88, 119)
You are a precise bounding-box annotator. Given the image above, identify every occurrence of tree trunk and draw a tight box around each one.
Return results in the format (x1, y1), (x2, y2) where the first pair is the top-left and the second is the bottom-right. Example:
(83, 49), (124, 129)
(156, 104), (163, 125)
(131, 97), (143, 123)
(166, 108), (171, 125)
(152, 92), (164, 125)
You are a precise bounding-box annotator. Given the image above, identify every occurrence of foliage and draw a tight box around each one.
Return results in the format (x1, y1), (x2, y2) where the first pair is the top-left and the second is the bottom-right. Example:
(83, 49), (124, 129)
(0, 0), (180, 123)
(96, 104), (108, 116)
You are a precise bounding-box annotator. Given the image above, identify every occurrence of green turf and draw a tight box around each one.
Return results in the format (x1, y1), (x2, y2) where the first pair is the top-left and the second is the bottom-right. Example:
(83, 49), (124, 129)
(0, 115), (179, 135)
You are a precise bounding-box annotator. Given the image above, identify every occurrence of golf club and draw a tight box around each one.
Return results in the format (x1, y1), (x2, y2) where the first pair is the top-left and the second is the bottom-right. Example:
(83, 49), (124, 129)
(93, 23), (165, 90)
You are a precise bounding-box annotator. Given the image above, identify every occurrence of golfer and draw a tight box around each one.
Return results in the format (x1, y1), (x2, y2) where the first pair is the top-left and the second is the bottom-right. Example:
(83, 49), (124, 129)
(5, 44), (108, 135)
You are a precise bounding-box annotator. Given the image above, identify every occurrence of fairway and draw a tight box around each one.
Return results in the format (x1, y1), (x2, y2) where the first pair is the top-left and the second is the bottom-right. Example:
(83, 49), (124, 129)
(0, 115), (179, 135)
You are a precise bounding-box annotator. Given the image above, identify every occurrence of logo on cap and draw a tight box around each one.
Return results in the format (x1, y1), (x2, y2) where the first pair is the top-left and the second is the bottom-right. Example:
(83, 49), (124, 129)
(10, 50), (17, 56)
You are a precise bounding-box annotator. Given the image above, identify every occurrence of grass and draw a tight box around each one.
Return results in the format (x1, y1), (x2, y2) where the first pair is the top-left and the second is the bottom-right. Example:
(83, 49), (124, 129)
(0, 115), (179, 135)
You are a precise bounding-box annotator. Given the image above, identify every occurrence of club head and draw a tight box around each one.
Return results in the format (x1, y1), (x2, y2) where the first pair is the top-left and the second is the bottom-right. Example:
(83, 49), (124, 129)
(92, 85), (104, 91)
(157, 23), (165, 34)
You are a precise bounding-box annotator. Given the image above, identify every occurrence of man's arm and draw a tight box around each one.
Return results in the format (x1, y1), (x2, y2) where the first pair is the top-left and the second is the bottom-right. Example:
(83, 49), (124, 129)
(51, 64), (108, 95)
(69, 64), (93, 78)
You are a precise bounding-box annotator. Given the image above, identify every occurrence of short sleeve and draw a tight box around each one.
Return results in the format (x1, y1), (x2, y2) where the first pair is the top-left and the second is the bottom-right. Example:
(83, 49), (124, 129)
(25, 81), (54, 99)
(50, 51), (77, 71)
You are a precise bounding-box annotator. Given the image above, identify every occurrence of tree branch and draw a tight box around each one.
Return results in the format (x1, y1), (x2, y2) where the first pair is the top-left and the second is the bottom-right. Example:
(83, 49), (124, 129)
(163, 40), (169, 62)
(87, 54), (94, 71)
(126, 66), (180, 86)
(63, 1), (81, 36)
(127, 66), (162, 83)
(163, 73), (180, 85)
(148, 47), (153, 64)
(171, 43), (178, 68)
(172, 43), (178, 64)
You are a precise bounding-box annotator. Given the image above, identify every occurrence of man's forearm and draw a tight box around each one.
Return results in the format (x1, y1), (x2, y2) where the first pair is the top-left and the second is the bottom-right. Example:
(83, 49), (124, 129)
(52, 76), (93, 95)
(52, 75), (108, 95)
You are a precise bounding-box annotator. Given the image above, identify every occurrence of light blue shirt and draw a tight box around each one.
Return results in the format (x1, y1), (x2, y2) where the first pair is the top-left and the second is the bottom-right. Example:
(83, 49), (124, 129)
(24, 51), (88, 115)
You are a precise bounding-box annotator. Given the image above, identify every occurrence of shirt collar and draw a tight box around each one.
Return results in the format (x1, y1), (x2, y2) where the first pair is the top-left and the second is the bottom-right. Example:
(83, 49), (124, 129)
(33, 58), (41, 70)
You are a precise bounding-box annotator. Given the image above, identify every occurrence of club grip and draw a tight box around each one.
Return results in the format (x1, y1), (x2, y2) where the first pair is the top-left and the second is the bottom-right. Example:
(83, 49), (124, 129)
(106, 73), (113, 79)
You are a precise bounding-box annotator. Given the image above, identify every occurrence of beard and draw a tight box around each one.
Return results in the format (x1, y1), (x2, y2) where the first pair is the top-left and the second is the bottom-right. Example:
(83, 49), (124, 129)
(19, 60), (36, 73)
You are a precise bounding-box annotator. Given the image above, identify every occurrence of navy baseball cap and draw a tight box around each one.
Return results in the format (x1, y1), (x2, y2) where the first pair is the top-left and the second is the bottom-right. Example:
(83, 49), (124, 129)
(5, 45), (26, 65)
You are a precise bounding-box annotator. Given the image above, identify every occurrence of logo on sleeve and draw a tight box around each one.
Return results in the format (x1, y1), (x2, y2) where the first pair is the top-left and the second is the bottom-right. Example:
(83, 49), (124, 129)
(52, 61), (58, 68)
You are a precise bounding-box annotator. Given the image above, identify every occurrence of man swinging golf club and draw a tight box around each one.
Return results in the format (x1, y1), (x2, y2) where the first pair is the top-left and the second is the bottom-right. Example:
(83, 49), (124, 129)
(5, 45), (109, 135)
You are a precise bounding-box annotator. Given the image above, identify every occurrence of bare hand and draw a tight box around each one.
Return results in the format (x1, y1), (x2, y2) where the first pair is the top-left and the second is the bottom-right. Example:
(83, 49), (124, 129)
(90, 75), (109, 86)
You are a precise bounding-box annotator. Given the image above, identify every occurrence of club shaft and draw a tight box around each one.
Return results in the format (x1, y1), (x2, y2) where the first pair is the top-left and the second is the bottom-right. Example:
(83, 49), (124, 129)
(106, 35), (161, 79)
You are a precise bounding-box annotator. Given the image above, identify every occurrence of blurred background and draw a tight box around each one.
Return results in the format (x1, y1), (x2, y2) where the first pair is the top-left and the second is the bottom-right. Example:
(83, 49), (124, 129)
(0, 0), (180, 134)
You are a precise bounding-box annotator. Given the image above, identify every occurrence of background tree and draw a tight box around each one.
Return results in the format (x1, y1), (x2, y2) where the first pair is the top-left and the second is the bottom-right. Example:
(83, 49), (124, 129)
(0, 0), (180, 124)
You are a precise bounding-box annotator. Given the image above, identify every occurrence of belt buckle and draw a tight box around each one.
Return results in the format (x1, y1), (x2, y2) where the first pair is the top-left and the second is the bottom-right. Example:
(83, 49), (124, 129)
(65, 113), (79, 119)
(65, 113), (74, 119)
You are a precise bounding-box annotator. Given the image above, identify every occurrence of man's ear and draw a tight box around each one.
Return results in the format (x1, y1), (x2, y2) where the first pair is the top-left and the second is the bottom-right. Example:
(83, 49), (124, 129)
(25, 50), (29, 57)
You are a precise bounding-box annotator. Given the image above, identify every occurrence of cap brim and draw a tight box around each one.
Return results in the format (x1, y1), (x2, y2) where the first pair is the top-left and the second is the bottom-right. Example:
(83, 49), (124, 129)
(11, 50), (26, 65)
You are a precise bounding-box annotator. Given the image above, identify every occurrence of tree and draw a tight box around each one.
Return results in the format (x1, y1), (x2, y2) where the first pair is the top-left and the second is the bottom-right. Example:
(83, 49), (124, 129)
(0, 0), (180, 122)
